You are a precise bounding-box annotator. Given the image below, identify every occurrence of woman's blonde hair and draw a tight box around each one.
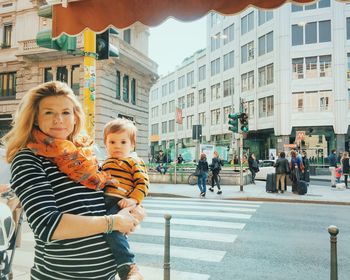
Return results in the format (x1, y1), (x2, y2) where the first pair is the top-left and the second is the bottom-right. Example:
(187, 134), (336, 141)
(2, 81), (84, 163)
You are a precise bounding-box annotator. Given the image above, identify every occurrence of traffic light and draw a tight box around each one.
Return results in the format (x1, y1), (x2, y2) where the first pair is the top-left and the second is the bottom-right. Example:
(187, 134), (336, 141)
(239, 112), (249, 132)
(228, 113), (239, 133)
(96, 29), (119, 60)
(36, 5), (77, 52)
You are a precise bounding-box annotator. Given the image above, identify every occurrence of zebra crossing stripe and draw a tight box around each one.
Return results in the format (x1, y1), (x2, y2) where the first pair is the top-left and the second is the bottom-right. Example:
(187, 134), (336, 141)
(138, 266), (210, 280)
(144, 216), (246, 229)
(147, 196), (262, 204)
(146, 209), (252, 219)
(143, 203), (256, 213)
(135, 227), (237, 243)
(143, 199), (261, 208)
(130, 241), (225, 262)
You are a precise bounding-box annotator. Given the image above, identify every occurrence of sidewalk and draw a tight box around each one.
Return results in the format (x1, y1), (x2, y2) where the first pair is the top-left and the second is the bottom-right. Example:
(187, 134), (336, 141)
(149, 179), (350, 205)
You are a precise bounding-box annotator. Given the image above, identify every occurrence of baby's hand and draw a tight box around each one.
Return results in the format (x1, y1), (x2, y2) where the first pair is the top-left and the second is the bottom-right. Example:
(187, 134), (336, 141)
(118, 198), (137, 208)
(0, 184), (10, 193)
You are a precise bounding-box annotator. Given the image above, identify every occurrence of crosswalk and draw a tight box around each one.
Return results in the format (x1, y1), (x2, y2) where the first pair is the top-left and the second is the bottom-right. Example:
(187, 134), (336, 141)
(12, 197), (262, 280)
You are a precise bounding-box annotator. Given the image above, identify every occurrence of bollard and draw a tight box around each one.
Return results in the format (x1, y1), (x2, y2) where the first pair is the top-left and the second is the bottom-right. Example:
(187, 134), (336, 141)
(164, 214), (172, 280)
(328, 225), (339, 280)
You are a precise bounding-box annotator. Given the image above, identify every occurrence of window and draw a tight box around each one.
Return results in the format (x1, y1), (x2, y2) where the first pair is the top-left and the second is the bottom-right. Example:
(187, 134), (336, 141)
(266, 96), (274, 116)
(347, 18), (350, 40)
(56, 66), (68, 83)
(161, 121), (167, 134)
(187, 92), (194, 108)
(150, 88), (158, 101)
(187, 115), (194, 129)
(162, 103), (167, 115)
(258, 64), (274, 87)
(223, 24), (234, 44)
(258, 10), (273, 26)
(223, 78), (234, 97)
(3, 24), (12, 48)
(116, 71), (121, 99)
(178, 96), (185, 109)
(211, 33), (221, 51)
(292, 24), (303, 46)
(169, 80), (175, 94)
(198, 112), (206, 126)
(123, 75), (129, 102)
(258, 32), (273, 56)
(210, 12), (220, 27)
(168, 120), (175, 132)
(211, 58), (220, 76)
(223, 106), (233, 123)
(318, 0), (330, 8)
(224, 51), (234, 71)
(123, 29), (131, 44)
(292, 58), (304, 79)
(151, 106), (159, 118)
(320, 90), (331, 111)
(292, 0), (329, 11)
(291, 4), (303, 12)
(178, 75), (185, 90)
(169, 100), (175, 113)
(211, 83), (220, 100)
(198, 65), (206, 81)
(130, 78), (136, 104)
(241, 12), (254, 35)
(248, 101), (254, 119)
(292, 91), (333, 112)
(241, 71), (254, 92)
(305, 57), (317, 78)
(162, 84), (168, 97)
(44, 68), (53, 82)
(241, 41), (254, 63)
(198, 88), (206, 104)
(0, 72), (16, 99)
(211, 109), (221, 125)
(71, 65), (80, 95)
(304, 22), (317, 44)
(151, 124), (159, 135)
(305, 3), (317, 10)
(319, 20), (331, 43)
(187, 71), (194, 87)
(319, 55), (332, 77)
(258, 96), (274, 117)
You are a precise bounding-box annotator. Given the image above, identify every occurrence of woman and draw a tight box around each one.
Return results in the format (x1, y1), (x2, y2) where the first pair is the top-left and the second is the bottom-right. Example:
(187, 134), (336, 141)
(341, 151), (350, 189)
(274, 152), (289, 193)
(209, 151), (223, 194)
(2, 81), (145, 280)
(197, 153), (209, 197)
(289, 150), (304, 193)
(301, 151), (310, 182)
(248, 153), (258, 184)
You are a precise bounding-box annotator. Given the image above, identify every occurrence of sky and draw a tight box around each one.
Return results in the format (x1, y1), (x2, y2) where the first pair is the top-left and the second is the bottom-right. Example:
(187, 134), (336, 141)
(149, 16), (207, 76)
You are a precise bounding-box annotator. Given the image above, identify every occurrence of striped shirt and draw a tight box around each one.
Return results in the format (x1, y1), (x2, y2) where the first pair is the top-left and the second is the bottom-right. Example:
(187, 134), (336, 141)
(10, 149), (117, 280)
(102, 157), (149, 204)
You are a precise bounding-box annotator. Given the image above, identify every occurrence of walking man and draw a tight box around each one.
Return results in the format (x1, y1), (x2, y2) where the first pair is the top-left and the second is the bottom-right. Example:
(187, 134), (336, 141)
(328, 149), (337, 188)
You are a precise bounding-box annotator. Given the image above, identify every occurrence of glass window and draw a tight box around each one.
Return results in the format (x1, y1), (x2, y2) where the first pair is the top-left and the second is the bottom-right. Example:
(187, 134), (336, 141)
(241, 15), (248, 35)
(199, 88), (206, 104)
(258, 35), (265, 56)
(266, 96), (274, 117)
(224, 51), (234, 71)
(292, 58), (304, 79)
(123, 75), (129, 102)
(241, 44), (247, 63)
(267, 64), (274, 84)
(266, 32), (273, 53)
(168, 120), (175, 132)
(169, 80), (175, 93)
(319, 20), (331, 43)
(162, 103), (167, 115)
(319, 55), (332, 77)
(123, 29), (131, 44)
(0, 72), (16, 99)
(291, 4), (303, 12)
(211, 58), (220, 76)
(305, 22), (317, 44)
(3, 24), (12, 48)
(318, 0), (330, 8)
(305, 56), (317, 78)
(198, 65), (206, 81)
(162, 84), (168, 97)
(223, 24), (234, 44)
(211, 83), (221, 100)
(347, 18), (350, 40)
(258, 66), (266, 87)
(187, 92), (194, 108)
(211, 109), (221, 125)
(292, 24), (303, 46)
(198, 112), (206, 126)
(305, 3), (317, 10)
(116, 70), (121, 99)
(186, 71), (194, 87)
(71, 65), (80, 95)
(44, 68), (53, 82)
(56, 66), (68, 83)
(223, 78), (234, 97)
(151, 124), (158, 135)
(131, 78), (136, 105)
(169, 100), (175, 113)
(161, 121), (167, 134)
(258, 98), (267, 118)
(178, 75), (185, 89)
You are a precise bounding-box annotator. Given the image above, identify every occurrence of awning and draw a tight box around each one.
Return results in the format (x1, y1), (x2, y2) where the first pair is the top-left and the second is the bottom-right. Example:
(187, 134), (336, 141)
(52, 0), (316, 38)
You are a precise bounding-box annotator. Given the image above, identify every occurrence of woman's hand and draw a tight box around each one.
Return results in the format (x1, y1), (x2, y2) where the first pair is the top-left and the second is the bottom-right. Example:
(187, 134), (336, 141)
(113, 205), (145, 234)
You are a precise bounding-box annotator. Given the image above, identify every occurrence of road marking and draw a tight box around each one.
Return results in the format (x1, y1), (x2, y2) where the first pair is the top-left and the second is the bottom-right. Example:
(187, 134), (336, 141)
(138, 266), (210, 280)
(144, 216), (246, 229)
(143, 199), (261, 208)
(143, 203), (256, 212)
(135, 227), (237, 243)
(147, 196), (262, 205)
(130, 241), (225, 262)
(146, 209), (252, 219)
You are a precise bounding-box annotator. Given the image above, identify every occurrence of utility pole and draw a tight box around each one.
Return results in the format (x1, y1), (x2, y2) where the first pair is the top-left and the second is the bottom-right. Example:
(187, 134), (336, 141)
(239, 131), (243, 191)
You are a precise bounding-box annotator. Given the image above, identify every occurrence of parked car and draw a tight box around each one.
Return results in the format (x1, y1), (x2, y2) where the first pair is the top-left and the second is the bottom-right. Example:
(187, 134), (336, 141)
(255, 159), (276, 181)
(0, 147), (11, 184)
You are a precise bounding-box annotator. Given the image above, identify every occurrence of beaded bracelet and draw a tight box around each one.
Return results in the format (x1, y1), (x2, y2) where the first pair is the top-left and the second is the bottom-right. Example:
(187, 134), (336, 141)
(104, 215), (113, 234)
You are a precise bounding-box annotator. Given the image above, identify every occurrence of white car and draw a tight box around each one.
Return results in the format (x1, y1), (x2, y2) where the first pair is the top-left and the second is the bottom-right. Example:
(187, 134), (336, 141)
(255, 160), (276, 181)
(0, 147), (11, 184)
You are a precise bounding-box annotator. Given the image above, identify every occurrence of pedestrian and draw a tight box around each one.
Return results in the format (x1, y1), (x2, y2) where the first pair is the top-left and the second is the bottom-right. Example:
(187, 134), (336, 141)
(328, 149), (337, 188)
(196, 153), (209, 197)
(341, 151), (350, 189)
(335, 166), (342, 184)
(209, 151), (223, 194)
(233, 155), (239, 165)
(2, 81), (145, 280)
(248, 153), (259, 184)
(156, 149), (168, 174)
(289, 150), (304, 194)
(274, 151), (289, 193)
(301, 151), (310, 182)
(177, 154), (184, 164)
(101, 118), (149, 279)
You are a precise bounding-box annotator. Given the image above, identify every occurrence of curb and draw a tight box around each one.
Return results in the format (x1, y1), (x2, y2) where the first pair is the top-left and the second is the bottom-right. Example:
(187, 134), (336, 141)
(149, 192), (350, 206)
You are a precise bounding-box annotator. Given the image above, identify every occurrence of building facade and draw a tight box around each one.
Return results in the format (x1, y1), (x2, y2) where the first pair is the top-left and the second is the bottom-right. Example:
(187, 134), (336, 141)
(149, 0), (350, 162)
(0, 0), (157, 160)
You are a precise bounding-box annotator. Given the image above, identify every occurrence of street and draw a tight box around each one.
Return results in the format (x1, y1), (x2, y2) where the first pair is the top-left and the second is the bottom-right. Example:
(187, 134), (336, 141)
(12, 196), (350, 280)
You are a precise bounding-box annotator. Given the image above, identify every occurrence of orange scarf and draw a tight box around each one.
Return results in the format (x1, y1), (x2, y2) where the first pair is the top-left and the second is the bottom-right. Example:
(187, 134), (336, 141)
(27, 129), (118, 190)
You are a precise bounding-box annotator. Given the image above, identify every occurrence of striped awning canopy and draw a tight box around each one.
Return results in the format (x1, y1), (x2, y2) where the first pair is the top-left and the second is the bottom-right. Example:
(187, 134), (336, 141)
(52, 0), (319, 38)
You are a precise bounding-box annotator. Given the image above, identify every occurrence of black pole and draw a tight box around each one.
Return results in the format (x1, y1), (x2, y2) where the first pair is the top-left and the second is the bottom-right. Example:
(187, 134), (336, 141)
(164, 214), (172, 280)
(328, 225), (339, 280)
